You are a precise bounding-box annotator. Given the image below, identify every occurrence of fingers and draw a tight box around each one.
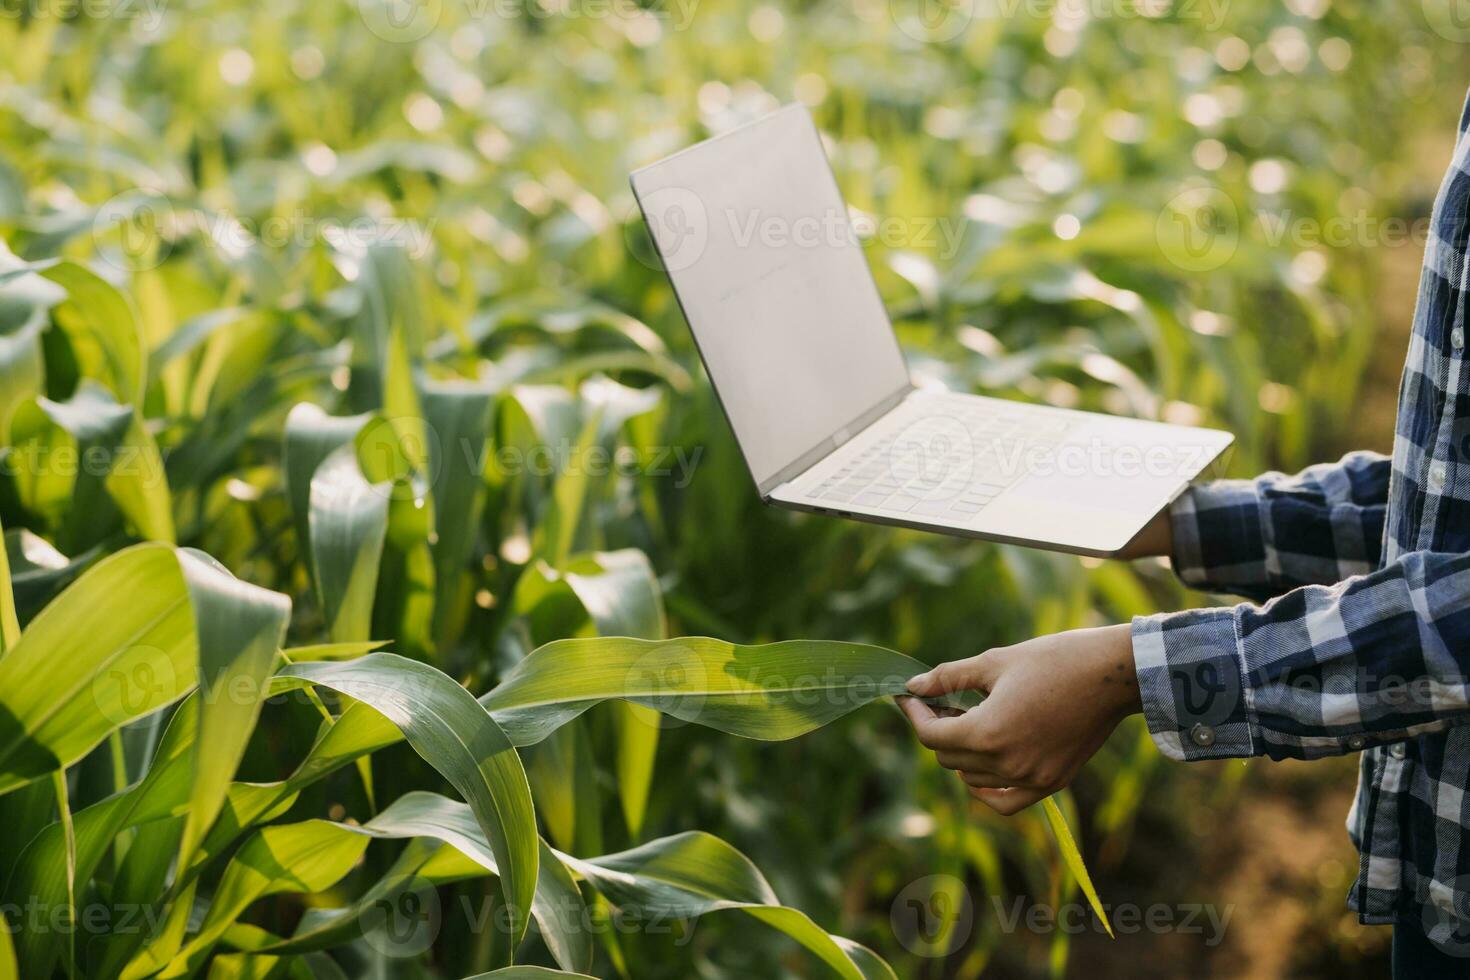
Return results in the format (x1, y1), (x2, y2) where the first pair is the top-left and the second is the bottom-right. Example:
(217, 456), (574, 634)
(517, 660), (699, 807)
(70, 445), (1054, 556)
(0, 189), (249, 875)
(905, 652), (999, 698)
(897, 696), (973, 750)
(934, 748), (992, 771)
(957, 769), (1010, 789)
(969, 786), (1048, 816)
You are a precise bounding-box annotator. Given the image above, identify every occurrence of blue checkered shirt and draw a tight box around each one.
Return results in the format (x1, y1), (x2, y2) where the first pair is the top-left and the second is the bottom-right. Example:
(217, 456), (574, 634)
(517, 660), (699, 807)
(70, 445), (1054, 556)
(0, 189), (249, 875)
(1132, 92), (1470, 937)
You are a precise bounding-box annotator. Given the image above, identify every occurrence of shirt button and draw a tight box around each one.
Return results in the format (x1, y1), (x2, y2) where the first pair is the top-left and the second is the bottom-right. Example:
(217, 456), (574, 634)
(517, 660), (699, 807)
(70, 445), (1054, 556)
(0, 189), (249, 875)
(1390, 742), (1407, 759)
(1429, 462), (1448, 492)
(1347, 734), (1367, 751)
(1454, 327), (1466, 349)
(1189, 723), (1216, 748)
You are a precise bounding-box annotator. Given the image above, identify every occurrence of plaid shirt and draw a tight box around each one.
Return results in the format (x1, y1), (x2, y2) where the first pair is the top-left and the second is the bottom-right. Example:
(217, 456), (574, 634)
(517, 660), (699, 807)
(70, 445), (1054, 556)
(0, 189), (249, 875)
(1132, 90), (1470, 943)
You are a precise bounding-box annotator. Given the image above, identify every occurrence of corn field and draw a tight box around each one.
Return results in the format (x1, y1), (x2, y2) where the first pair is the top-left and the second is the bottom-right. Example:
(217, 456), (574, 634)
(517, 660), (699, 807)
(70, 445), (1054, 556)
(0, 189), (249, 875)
(0, 0), (1458, 976)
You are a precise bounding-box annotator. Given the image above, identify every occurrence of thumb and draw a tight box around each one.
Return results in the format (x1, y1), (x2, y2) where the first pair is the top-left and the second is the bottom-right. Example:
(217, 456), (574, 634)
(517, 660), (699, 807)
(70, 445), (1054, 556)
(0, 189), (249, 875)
(906, 653), (997, 697)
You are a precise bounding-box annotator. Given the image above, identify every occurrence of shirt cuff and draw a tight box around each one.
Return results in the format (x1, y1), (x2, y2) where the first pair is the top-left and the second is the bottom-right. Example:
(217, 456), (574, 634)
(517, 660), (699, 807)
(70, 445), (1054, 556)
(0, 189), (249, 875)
(1169, 480), (1268, 591)
(1131, 607), (1256, 761)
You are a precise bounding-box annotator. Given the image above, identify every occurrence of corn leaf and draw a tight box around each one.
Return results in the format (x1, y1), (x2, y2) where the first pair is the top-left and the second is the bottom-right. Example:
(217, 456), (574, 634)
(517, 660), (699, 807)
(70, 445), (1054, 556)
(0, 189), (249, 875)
(481, 636), (922, 745)
(1042, 796), (1113, 938)
(153, 820), (370, 978)
(307, 445), (388, 643)
(273, 654), (539, 947)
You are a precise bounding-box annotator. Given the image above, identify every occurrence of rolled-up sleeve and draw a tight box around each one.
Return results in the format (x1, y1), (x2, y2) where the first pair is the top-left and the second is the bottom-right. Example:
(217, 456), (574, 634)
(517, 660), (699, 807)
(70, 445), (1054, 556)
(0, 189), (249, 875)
(1133, 550), (1470, 762)
(1169, 451), (1390, 603)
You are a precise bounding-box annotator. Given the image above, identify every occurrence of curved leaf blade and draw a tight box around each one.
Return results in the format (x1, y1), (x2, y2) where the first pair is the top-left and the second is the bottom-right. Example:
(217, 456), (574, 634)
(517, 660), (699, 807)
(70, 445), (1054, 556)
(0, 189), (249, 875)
(274, 654), (539, 947)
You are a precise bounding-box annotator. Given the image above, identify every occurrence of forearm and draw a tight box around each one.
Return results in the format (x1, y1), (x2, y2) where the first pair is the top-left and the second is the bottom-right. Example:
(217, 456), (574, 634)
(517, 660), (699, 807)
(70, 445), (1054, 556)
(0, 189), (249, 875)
(1158, 452), (1390, 600)
(1133, 549), (1470, 763)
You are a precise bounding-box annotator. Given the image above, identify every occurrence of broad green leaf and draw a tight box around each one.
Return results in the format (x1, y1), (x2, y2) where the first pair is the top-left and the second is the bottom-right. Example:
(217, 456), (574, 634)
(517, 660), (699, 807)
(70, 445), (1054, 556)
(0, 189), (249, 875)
(9, 383), (132, 548)
(514, 550), (666, 838)
(108, 416), (174, 543)
(273, 654), (538, 947)
(420, 376), (492, 647)
(0, 544), (288, 973)
(261, 794), (591, 974)
(0, 247), (56, 440)
(36, 259), (146, 405)
(174, 550), (291, 868)
(564, 551), (665, 838)
(480, 637), (922, 746)
(153, 821), (369, 978)
(3, 530), (95, 626)
(565, 831), (896, 980)
(4, 700), (202, 975)
(308, 445), (388, 642)
(0, 543), (193, 792)
(282, 403), (372, 595)
(304, 791), (895, 980)
(7, 382), (172, 545)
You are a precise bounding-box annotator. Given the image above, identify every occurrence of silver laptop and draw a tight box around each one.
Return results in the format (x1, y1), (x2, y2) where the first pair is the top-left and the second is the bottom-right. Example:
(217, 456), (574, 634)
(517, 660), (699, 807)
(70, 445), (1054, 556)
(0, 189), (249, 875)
(630, 105), (1233, 557)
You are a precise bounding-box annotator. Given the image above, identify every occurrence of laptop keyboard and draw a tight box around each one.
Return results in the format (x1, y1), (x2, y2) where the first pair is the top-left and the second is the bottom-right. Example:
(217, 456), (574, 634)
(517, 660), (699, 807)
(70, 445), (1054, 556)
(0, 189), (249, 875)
(803, 398), (1074, 519)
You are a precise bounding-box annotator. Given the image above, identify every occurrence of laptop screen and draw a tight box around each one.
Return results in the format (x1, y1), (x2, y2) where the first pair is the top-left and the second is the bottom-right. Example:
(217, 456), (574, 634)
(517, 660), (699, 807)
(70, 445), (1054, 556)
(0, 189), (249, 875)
(632, 105), (910, 492)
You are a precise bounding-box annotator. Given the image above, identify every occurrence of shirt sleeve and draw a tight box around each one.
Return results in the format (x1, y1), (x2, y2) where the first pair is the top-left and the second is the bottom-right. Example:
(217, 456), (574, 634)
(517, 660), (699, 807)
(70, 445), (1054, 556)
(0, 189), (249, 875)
(1168, 451), (1390, 603)
(1132, 549), (1470, 762)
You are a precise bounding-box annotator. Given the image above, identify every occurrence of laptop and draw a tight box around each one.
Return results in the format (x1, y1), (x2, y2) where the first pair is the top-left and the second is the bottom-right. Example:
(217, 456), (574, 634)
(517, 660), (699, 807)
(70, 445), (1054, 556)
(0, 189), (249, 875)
(629, 104), (1233, 557)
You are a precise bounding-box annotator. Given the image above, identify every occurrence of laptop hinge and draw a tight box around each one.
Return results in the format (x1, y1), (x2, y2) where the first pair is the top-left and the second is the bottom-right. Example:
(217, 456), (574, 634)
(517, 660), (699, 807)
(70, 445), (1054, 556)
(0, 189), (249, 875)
(756, 382), (913, 499)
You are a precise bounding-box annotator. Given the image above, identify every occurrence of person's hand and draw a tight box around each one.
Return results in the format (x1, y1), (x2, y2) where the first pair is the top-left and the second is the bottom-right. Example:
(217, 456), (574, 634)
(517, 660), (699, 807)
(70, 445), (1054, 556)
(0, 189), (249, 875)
(899, 624), (1142, 815)
(1115, 508), (1173, 560)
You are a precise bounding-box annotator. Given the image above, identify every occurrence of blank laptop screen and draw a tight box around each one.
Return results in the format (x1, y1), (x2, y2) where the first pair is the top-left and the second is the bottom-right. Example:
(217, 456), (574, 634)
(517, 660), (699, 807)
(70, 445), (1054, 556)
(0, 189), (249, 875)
(632, 105), (910, 491)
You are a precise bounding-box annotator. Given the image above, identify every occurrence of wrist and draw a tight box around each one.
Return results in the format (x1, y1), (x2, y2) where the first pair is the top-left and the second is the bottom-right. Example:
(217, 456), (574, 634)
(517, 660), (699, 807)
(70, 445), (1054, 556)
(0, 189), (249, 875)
(1098, 623), (1143, 719)
(1118, 509), (1174, 560)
